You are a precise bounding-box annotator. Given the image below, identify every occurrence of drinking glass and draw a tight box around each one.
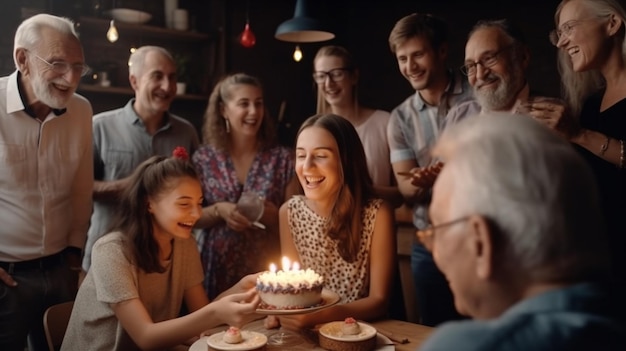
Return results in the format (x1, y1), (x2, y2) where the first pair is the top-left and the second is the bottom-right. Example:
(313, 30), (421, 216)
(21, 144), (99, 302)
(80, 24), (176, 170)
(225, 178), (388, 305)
(268, 326), (303, 347)
(236, 191), (265, 229)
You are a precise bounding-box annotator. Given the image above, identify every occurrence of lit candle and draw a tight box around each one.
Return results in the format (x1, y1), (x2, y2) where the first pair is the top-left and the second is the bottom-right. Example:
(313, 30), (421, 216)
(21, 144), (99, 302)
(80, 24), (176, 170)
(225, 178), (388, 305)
(281, 256), (291, 271)
(269, 263), (276, 273)
(292, 261), (300, 271)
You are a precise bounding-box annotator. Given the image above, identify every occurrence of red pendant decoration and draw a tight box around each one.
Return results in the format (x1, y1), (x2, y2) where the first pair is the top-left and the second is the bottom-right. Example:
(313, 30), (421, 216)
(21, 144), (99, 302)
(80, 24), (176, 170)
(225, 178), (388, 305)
(239, 23), (256, 48)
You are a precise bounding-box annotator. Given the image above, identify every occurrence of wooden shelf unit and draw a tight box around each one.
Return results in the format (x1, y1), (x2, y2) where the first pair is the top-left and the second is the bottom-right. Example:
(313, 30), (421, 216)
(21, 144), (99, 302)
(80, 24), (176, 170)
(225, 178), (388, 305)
(78, 84), (207, 101)
(76, 17), (213, 42)
(75, 16), (215, 97)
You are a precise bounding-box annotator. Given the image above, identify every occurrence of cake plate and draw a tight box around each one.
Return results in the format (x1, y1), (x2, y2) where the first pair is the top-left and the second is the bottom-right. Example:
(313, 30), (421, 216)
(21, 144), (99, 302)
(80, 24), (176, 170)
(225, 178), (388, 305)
(256, 288), (340, 347)
(255, 288), (340, 315)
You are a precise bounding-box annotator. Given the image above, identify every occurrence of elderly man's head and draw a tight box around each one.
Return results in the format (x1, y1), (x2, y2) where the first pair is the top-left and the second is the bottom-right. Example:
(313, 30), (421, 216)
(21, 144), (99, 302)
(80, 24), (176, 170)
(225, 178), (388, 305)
(463, 20), (529, 111)
(14, 14), (87, 109)
(426, 114), (609, 319)
(128, 46), (177, 116)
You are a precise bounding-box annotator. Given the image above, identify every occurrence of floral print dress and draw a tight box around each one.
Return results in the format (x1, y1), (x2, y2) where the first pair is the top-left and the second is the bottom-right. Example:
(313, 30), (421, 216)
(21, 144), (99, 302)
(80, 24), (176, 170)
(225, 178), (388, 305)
(192, 144), (294, 299)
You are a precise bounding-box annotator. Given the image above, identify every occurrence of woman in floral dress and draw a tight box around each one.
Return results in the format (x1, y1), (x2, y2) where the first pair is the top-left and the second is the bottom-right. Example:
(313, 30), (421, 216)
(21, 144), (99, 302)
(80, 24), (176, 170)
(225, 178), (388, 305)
(192, 73), (298, 299)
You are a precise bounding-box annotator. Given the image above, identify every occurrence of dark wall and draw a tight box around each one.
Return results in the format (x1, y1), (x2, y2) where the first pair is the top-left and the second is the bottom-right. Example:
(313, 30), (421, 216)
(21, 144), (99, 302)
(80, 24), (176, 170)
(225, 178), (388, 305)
(223, 0), (563, 146)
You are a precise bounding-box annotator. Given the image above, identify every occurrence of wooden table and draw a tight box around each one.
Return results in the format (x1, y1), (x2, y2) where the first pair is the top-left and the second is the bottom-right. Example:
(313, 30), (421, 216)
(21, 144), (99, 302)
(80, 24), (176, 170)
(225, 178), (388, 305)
(371, 319), (434, 351)
(189, 318), (434, 351)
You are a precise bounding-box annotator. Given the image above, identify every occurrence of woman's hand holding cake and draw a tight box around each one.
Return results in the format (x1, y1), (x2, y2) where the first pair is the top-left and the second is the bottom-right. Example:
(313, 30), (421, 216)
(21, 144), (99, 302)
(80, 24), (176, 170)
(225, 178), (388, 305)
(210, 289), (261, 328)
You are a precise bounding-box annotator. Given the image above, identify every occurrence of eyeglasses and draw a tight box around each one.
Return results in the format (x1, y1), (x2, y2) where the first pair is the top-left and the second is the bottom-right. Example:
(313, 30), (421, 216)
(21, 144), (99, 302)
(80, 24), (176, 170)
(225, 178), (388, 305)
(460, 45), (514, 76)
(549, 15), (609, 46)
(416, 216), (469, 251)
(312, 68), (350, 84)
(30, 52), (91, 77)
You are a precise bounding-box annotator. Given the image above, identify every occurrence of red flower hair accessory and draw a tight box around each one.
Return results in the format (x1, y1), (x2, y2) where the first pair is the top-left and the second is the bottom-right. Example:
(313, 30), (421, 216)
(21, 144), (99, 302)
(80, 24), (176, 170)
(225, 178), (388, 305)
(172, 146), (189, 161)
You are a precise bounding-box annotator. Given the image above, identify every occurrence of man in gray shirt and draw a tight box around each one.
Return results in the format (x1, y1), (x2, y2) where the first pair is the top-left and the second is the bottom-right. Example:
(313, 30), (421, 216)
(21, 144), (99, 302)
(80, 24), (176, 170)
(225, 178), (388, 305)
(83, 46), (199, 271)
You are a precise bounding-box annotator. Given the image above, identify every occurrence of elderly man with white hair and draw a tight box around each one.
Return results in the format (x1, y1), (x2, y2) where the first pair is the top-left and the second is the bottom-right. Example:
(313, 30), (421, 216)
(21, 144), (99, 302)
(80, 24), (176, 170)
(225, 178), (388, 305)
(0, 14), (93, 351)
(418, 114), (626, 350)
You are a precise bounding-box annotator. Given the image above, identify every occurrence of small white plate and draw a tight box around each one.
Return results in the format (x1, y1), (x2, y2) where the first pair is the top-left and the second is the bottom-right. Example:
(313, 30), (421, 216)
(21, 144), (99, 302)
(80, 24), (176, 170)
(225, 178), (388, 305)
(319, 321), (377, 342)
(206, 330), (267, 351)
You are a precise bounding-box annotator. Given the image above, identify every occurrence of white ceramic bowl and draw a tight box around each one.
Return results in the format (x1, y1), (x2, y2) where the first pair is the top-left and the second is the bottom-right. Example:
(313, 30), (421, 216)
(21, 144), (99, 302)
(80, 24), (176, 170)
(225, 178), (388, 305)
(109, 8), (152, 24)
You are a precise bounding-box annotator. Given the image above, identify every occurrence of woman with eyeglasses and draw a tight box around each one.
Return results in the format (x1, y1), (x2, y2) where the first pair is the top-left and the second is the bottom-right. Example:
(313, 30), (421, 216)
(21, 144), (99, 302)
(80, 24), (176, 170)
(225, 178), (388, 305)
(550, 0), (626, 291)
(312, 46), (402, 207)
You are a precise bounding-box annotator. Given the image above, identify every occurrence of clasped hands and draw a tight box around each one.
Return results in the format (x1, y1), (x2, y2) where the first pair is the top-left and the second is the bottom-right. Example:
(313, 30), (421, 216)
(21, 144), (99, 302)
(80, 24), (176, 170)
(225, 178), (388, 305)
(516, 97), (579, 139)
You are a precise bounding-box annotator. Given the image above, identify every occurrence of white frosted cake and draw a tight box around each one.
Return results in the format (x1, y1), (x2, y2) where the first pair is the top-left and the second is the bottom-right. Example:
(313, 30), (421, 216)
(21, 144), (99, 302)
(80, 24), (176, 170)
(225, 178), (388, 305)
(256, 268), (324, 309)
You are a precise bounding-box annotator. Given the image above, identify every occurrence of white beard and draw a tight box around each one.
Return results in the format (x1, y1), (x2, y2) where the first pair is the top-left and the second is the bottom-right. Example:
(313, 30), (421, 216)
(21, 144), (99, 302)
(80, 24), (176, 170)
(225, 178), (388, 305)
(31, 73), (72, 109)
(474, 68), (525, 112)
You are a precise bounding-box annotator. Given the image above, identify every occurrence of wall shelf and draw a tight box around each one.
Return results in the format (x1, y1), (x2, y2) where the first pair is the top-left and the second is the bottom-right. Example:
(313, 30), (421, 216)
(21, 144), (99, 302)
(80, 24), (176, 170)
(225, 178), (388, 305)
(77, 17), (213, 42)
(78, 84), (207, 101)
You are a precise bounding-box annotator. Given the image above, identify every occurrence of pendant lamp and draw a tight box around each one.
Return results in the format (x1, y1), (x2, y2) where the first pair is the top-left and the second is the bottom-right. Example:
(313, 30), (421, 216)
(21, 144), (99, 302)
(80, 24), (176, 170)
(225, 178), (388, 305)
(239, 0), (256, 48)
(275, 0), (334, 43)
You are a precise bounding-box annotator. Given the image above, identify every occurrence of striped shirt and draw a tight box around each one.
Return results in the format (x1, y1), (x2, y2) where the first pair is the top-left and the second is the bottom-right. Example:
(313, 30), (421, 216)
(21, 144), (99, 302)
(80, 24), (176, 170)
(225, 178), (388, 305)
(387, 71), (473, 229)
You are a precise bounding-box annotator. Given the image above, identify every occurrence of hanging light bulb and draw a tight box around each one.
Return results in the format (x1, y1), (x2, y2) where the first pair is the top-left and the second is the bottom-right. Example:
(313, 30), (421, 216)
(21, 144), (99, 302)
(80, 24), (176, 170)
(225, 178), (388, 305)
(293, 45), (303, 62)
(239, 23), (256, 48)
(239, 0), (256, 48)
(106, 20), (119, 43)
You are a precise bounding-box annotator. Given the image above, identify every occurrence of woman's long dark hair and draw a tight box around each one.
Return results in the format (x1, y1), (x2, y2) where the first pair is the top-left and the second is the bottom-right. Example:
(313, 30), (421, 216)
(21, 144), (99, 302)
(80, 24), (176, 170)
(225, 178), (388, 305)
(108, 154), (199, 273)
(296, 114), (375, 262)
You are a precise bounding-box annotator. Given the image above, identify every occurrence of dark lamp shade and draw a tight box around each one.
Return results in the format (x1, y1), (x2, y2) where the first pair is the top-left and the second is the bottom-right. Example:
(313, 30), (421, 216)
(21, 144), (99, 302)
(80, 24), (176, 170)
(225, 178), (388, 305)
(275, 18), (335, 42)
(275, 0), (335, 43)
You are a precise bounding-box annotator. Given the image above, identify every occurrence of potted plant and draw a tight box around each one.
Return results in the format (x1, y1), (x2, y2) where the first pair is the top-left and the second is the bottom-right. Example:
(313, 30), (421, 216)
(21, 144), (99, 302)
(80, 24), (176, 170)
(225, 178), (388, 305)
(174, 53), (189, 95)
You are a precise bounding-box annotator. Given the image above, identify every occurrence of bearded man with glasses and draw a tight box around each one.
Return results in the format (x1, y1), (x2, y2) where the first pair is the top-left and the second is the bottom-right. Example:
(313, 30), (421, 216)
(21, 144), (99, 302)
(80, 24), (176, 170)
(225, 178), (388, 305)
(0, 14), (93, 351)
(444, 19), (569, 133)
(419, 113), (626, 351)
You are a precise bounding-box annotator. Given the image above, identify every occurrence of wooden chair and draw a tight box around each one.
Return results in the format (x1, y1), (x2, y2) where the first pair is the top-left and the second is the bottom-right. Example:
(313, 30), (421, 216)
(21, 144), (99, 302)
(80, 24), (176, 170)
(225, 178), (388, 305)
(43, 301), (74, 351)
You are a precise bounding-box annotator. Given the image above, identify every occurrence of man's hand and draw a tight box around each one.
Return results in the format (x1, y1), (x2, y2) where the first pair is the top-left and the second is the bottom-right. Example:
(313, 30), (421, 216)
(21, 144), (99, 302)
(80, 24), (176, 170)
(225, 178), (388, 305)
(398, 162), (444, 189)
(0, 267), (17, 287)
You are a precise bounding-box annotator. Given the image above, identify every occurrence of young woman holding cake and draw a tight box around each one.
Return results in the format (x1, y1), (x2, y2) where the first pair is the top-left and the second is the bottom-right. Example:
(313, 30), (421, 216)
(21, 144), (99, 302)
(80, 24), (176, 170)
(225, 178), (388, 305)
(62, 149), (261, 351)
(265, 114), (396, 330)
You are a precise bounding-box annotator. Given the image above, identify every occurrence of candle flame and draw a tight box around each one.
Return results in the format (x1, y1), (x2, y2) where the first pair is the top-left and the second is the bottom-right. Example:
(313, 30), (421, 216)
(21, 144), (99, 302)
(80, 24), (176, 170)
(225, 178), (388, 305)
(281, 256), (290, 271)
(269, 263), (276, 273)
(292, 261), (300, 271)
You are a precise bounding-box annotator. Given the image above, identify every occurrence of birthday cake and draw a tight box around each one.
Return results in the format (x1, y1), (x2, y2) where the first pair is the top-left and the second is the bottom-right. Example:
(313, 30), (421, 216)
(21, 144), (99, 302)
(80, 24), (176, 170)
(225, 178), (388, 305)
(256, 267), (324, 309)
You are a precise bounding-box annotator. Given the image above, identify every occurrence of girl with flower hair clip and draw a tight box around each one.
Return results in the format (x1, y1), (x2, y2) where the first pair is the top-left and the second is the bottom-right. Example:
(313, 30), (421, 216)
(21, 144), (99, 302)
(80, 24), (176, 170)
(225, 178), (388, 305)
(63, 147), (260, 350)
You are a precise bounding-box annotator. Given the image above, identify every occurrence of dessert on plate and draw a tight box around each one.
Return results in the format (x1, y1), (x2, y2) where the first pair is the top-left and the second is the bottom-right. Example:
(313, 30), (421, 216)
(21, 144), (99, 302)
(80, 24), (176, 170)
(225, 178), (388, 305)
(207, 328), (268, 351)
(256, 267), (324, 309)
(319, 318), (377, 351)
(223, 327), (243, 344)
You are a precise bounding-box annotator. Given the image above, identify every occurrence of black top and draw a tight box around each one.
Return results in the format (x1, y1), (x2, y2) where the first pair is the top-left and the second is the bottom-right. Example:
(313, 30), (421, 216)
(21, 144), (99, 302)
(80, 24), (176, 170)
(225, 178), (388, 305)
(577, 91), (626, 289)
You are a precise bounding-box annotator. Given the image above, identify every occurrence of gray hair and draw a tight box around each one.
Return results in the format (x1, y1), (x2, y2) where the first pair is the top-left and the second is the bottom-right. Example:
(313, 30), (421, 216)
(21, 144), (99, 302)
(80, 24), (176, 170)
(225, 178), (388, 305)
(468, 18), (527, 47)
(13, 14), (79, 68)
(435, 113), (609, 283)
(554, 0), (626, 116)
(128, 46), (174, 77)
